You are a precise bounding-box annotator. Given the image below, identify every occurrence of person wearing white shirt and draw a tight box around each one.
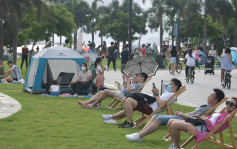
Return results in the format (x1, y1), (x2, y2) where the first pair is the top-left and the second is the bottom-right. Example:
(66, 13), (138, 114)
(49, 80), (60, 96)
(184, 49), (196, 80)
(71, 63), (92, 96)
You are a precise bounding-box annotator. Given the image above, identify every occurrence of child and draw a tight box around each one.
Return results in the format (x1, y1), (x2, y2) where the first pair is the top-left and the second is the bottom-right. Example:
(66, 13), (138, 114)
(49, 80), (60, 96)
(95, 57), (106, 92)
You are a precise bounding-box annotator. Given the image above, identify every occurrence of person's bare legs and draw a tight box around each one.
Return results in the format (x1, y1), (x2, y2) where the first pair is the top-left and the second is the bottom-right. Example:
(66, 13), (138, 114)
(167, 119), (183, 144)
(77, 90), (103, 107)
(87, 89), (116, 108)
(168, 119), (197, 147)
(221, 69), (225, 82)
(123, 98), (138, 124)
(111, 110), (126, 120)
(138, 116), (160, 138)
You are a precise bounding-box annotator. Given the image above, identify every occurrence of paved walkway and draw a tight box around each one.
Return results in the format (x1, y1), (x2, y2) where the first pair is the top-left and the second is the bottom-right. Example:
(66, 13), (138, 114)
(104, 68), (237, 112)
(0, 92), (21, 119)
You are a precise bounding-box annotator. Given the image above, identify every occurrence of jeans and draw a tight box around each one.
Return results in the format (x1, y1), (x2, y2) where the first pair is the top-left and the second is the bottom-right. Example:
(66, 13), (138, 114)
(107, 56), (116, 70)
(50, 91), (60, 96)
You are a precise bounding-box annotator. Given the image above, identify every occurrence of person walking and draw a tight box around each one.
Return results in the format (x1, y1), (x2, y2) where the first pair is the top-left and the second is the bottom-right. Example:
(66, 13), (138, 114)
(140, 44), (146, 57)
(170, 46), (177, 75)
(193, 46), (201, 72)
(107, 42), (116, 71)
(101, 41), (107, 59)
(21, 45), (29, 69)
(114, 42), (118, 67)
(121, 44), (129, 85)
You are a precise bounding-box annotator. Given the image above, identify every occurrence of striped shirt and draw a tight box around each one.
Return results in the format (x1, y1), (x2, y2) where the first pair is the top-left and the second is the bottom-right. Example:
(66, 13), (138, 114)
(11, 65), (21, 81)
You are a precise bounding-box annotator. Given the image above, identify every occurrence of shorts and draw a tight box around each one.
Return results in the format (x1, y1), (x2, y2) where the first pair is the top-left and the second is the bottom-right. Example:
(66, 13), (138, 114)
(170, 57), (177, 64)
(197, 125), (208, 132)
(134, 102), (153, 115)
(121, 64), (126, 73)
(114, 90), (125, 99)
(153, 114), (184, 125)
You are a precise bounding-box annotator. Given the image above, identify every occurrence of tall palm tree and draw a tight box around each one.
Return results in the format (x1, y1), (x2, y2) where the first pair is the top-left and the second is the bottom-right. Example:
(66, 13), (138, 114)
(149, 0), (165, 50)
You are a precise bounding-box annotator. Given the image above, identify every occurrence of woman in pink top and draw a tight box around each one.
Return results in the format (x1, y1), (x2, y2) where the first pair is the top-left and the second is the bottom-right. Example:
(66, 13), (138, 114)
(167, 97), (237, 149)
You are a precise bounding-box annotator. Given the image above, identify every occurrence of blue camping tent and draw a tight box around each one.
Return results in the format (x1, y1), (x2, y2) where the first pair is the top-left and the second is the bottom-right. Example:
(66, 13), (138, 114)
(230, 47), (237, 65)
(24, 46), (86, 94)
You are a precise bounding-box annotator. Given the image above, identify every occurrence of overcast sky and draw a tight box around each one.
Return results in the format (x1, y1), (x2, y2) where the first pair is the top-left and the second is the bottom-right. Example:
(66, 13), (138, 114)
(56, 0), (168, 48)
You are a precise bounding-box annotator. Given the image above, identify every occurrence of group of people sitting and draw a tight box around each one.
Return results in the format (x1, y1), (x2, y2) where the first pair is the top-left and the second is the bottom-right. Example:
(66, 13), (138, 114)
(76, 72), (236, 149)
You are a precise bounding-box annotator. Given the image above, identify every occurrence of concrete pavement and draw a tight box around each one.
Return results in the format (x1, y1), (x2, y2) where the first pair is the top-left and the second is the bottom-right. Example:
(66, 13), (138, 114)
(104, 68), (237, 111)
(0, 92), (21, 119)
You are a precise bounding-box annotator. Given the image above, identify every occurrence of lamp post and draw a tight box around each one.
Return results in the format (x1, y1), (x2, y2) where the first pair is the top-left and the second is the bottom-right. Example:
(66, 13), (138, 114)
(128, 0), (132, 60)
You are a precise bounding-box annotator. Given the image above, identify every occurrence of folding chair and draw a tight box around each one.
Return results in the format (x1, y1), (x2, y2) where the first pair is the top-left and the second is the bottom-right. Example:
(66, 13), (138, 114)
(180, 102), (237, 149)
(163, 97), (228, 142)
(134, 86), (186, 128)
(107, 77), (152, 110)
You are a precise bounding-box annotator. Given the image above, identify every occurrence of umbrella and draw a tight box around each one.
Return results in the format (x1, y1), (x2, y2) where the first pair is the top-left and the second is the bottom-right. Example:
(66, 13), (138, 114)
(124, 56), (159, 77)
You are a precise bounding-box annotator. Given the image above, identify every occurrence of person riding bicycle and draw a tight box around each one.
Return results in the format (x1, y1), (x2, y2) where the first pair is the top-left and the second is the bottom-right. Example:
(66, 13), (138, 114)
(221, 47), (234, 86)
(184, 49), (196, 80)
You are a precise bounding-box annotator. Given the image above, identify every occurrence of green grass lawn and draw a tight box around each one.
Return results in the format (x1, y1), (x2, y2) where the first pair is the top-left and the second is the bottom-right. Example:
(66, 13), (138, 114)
(0, 84), (236, 149)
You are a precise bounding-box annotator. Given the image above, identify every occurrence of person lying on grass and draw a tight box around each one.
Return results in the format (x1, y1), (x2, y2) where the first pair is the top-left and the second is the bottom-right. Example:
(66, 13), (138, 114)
(167, 96), (237, 149)
(102, 78), (182, 128)
(125, 88), (225, 142)
(77, 72), (148, 108)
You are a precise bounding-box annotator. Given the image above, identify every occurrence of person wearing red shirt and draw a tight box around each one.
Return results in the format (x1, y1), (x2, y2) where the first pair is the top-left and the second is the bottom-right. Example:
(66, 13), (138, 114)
(140, 44), (146, 57)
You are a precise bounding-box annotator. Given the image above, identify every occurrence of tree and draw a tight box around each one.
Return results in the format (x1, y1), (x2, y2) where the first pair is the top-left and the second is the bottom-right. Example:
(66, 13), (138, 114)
(53, 4), (76, 45)
(148, 0), (165, 50)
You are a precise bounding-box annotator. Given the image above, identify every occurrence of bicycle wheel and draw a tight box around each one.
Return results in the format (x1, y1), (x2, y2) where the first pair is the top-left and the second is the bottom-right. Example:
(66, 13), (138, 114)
(223, 75), (227, 88)
(176, 63), (182, 74)
(169, 64), (172, 74)
(227, 75), (231, 89)
(191, 70), (194, 84)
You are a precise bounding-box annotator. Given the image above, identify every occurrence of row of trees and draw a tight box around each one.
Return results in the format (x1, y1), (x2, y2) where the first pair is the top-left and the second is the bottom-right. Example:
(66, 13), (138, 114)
(1, 0), (237, 73)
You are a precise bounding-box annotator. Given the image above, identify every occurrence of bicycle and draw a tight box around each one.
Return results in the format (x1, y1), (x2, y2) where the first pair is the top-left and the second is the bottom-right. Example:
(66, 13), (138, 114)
(186, 67), (195, 84)
(222, 71), (231, 89)
(169, 60), (183, 74)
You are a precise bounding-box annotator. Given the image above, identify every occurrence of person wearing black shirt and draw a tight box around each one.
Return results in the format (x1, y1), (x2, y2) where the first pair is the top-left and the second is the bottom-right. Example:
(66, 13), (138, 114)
(170, 46), (177, 75)
(107, 42), (116, 71)
(121, 44), (129, 84)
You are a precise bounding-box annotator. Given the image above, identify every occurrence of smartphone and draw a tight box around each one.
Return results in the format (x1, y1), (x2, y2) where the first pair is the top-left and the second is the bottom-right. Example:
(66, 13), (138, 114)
(152, 83), (156, 88)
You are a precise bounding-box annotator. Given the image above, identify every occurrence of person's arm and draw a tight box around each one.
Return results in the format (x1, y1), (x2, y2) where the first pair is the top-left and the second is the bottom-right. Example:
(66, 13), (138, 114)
(1, 69), (13, 78)
(151, 87), (166, 106)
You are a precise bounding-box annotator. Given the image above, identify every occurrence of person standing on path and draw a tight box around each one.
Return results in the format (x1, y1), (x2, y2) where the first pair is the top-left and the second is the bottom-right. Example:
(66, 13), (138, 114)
(170, 46), (177, 75)
(121, 44), (129, 85)
(114, 42), (118, 67)
(21, 45), (29, 69)
(107, 42), (116, 71)
(140, 44), (146, 57)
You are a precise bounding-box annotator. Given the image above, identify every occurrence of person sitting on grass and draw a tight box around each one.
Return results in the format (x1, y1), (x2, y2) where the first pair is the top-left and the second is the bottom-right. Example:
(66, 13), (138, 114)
(77, 72), (148, 108)
(49, 80), (60, 96)
(71, 63), (92, 96)
(102, 78), (182, 128)
(126, 88), (225, 142)
(1, 61), (21, 81)
(167, 96), (237, 149)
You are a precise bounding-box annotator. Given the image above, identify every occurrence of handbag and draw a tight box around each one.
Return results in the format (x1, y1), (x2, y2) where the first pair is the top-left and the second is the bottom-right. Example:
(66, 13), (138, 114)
(185, 117), (205, 126)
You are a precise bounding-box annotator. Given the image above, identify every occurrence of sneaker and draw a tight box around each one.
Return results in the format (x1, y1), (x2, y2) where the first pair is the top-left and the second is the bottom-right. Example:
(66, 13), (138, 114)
(126, 133), (142, 142)
(169, 144), (180, 149)
(118, 121), (134, 128)
(73, 93), (78, 97)
(102, 115), (112, 120)
(104, 119), (117, 124)
(41, 93), (45, 97)
(221, 80), (225, 85)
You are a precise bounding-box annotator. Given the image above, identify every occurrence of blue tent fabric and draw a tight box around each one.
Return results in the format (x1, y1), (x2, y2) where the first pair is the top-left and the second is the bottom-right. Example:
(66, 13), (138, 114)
(231, 48), (237, 65)
(24, 46), (86, 94)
